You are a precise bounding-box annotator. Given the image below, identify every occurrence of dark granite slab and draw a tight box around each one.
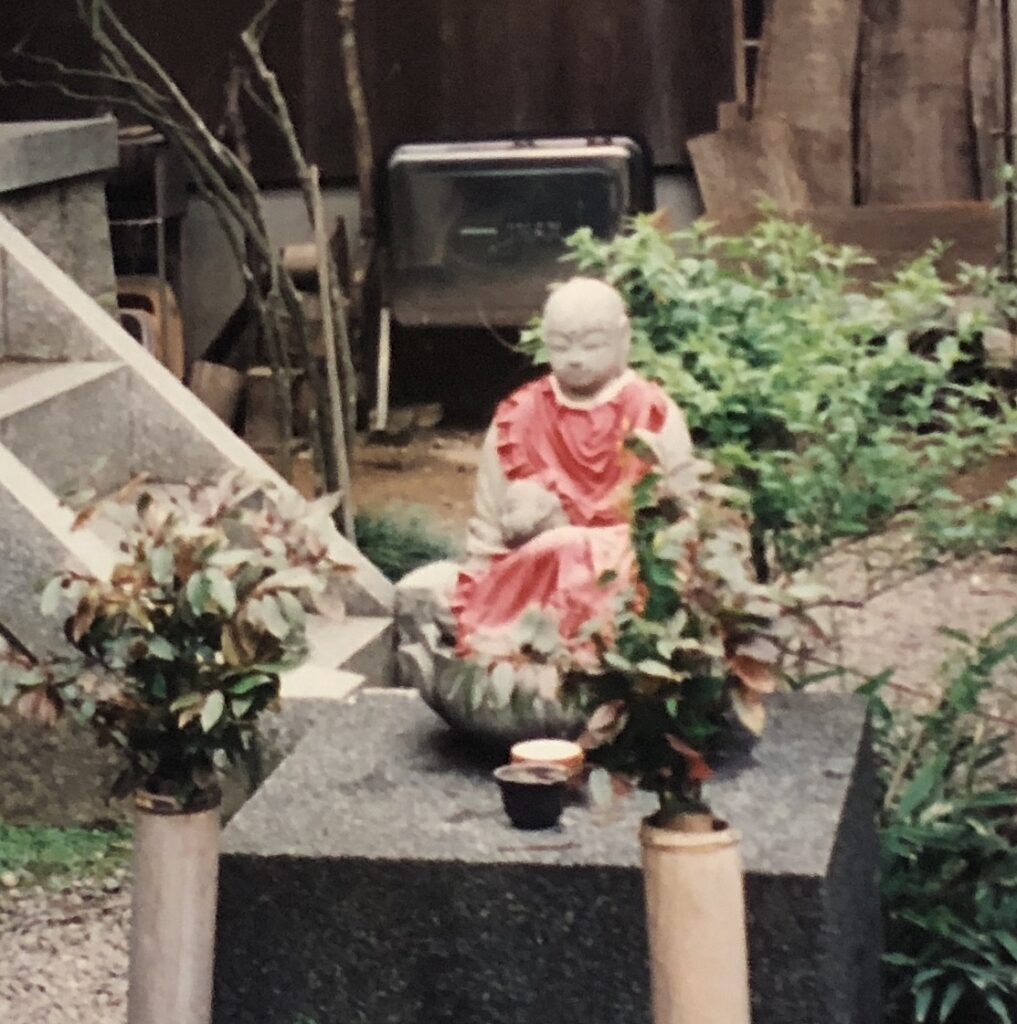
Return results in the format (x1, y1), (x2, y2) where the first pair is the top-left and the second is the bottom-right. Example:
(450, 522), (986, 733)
(215, 689), (882, 1024)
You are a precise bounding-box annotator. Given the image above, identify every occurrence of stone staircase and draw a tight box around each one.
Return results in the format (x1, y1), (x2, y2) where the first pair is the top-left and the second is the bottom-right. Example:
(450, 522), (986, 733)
(0, 119), (394, 716)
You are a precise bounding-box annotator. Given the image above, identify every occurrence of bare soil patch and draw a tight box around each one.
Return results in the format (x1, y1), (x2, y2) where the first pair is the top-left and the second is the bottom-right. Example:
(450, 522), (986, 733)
(352, 427), (482, 538)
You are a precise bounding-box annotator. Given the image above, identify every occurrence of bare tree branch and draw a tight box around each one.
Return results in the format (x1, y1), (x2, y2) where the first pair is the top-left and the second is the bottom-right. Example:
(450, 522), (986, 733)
(241, 4), (358, 470)
(8, 0), (366, 515)
(311, 163), (356, 538)
(336, 0), (375, 242)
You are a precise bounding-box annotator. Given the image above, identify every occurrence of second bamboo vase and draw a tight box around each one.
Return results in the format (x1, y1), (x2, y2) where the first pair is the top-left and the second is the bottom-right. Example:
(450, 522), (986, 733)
(640, 820), (752, 1024)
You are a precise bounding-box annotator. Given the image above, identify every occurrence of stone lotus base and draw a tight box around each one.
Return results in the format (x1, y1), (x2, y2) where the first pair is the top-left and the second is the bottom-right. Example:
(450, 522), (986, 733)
(395, 560), (586, 750)
(214, 690), (882, 1024)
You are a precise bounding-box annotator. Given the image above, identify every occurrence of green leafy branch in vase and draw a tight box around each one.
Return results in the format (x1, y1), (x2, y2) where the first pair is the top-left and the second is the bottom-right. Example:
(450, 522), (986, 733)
(0, 471), (351, 811)
(566, 444), (824, 826)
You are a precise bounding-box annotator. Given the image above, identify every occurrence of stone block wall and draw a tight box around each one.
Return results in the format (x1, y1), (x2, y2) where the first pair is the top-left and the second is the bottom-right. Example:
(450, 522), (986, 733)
(0, 118), (119, 361)
(1, 176), (118, 317)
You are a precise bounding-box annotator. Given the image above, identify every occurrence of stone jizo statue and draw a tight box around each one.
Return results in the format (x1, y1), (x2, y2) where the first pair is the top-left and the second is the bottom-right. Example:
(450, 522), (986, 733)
(396, 277), (700, 748)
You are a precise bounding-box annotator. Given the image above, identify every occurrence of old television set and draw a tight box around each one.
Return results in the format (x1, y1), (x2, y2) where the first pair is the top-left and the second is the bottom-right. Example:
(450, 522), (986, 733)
(384, 136), (652, 328)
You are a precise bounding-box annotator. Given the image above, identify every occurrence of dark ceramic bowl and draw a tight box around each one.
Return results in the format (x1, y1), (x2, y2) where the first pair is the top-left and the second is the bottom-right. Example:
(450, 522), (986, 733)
(493, 763), (569, 830)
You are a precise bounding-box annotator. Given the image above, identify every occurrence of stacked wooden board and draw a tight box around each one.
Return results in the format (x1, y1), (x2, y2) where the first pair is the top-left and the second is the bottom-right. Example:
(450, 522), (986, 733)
(689, 0), (1012, 245)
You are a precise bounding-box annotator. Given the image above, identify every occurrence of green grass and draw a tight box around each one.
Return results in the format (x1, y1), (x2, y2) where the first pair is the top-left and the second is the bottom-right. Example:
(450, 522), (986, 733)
(0, 821), (132, 886)
(355, 506), (460, 582)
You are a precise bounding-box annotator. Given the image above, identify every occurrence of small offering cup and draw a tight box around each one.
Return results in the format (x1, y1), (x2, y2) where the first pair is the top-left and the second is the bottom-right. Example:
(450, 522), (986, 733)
(494, 763), (569, 830)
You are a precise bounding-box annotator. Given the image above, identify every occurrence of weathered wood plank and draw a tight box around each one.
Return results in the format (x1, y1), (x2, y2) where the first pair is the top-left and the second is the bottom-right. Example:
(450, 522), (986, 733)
(688, 117), (814, 219)
(858, 0), (980, 204)
(709, 201), (1000, 282)
(716, 101), (749, 132)
(753, 0), (863, 205)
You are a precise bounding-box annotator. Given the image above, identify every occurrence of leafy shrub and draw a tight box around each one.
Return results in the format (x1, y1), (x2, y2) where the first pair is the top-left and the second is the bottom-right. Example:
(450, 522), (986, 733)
(567, 452), (818, 823)
(955, 261), (1017, 328)
(0, 472), (349, 810)
(523, 216), (1017, 577)
(862, 621), (1017, 1024)
(355, 507), (459, 582)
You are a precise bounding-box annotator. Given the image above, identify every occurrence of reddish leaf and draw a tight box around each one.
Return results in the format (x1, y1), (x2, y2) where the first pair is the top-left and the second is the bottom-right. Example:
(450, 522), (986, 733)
(70, 503), (101, 532)
(731, 687), (767, 736)
(174, 542), (202, 585)
(110, 564), (138, 588)
(728, 654), (776, 694)
(70, 591), (100, 644)
(579, 699), (628, 750)
(611, 773), (637, 797)
(665, 735), (714, 782)
(16, 688), (62, 727)
(111, 472), (151, 505)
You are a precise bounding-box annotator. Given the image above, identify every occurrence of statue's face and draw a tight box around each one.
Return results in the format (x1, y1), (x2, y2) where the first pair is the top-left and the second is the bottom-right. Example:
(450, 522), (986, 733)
(545, 322), (627, 399)
(542, 278), (630, 399)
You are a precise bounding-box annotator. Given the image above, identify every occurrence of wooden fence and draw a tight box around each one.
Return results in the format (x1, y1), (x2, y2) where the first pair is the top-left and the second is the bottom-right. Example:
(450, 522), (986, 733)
(0, 0), (737, 183)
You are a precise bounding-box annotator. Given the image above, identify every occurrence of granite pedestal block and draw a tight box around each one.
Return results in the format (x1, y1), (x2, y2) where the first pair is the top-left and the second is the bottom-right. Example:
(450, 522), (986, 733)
(215, 690), (882, 1024)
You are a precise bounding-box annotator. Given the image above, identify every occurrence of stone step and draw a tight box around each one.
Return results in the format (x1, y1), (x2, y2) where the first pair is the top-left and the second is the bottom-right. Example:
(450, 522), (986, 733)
(0, 212), (394, 617)
(0, 360), (118, 411)
(304, 613), (395, 683)
(0, 443), (115, 653)
(0, 359), (130, 497)
(280, 665), (365, 702)
(0, 123), (396, 830)
(0, 431), (395, 688)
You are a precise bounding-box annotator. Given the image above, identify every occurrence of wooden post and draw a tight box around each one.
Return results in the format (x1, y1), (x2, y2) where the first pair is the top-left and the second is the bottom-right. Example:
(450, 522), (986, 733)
(732, 0), (748, 109)
(374, 306), (391, 434)
(128, 801), (221, 1024)
(1002, 0), (1016, 280)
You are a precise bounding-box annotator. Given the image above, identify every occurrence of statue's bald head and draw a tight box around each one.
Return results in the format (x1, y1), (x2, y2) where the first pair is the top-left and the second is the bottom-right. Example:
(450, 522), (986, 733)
(542, 277), (629, 336)
(542, 277), (631, 399)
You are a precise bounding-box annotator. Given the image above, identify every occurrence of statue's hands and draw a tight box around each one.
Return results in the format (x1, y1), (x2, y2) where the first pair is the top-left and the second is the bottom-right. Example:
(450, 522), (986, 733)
(632, 426), (711, 498)
(501, 480), (567, 546)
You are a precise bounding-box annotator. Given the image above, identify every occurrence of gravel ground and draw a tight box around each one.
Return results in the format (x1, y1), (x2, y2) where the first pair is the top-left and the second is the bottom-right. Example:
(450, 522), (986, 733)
(2, 544), (1014, 1024)
(810, 545), (1017, 732)
(1, 876), (129, 1024)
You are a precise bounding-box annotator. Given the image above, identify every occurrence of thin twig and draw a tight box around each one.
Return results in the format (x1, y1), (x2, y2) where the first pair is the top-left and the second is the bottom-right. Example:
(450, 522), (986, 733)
(336, 0), (375, 241)
(240, 6), (359, 448)
(795, 648), (1017, 731)
(240, 5), (346, 492)
(18, 0), (300, 479)
(218, 62), (253, 172)
(311, 164), (356, 539)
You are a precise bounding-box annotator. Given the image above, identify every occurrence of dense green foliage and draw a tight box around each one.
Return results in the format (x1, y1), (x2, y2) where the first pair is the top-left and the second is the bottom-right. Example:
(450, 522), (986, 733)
(524, 216), (1017, 576)
(0, 821), (131, 886)
(355, 507), (459, 582)
(0, 473), (349, 810)
(863, 622), (1017, 1024)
